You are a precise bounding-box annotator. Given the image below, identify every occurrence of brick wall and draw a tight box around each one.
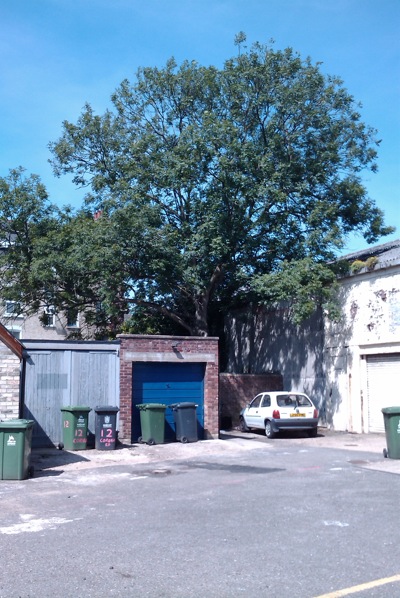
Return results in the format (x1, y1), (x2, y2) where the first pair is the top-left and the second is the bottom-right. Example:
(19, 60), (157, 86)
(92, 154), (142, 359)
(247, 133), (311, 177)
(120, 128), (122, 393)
(0, 345), (21, 420)
(118, 335), (219, 442)
(219, 373), (283, 429)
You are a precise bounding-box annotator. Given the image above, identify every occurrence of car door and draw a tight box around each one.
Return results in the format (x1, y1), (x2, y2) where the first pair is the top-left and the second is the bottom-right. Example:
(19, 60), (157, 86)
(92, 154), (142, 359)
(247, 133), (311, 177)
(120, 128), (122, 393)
(245, 394), (264, 428)
(260, 394), (271, 422)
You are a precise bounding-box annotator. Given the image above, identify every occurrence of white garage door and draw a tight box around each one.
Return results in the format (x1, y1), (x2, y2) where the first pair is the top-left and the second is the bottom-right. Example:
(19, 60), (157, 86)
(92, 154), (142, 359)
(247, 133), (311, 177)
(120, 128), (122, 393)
(366, 354), (400, 433)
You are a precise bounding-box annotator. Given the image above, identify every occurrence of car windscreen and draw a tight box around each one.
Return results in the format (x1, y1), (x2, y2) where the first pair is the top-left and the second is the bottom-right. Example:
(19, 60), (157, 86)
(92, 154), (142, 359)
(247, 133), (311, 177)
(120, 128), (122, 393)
(276, 394), (312, 407)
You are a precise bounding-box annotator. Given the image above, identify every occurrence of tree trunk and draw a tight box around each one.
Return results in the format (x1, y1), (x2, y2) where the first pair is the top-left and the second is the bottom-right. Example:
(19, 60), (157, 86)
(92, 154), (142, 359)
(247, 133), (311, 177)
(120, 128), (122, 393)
(193, 296), (209, 336)
(192, 264), (225, 336)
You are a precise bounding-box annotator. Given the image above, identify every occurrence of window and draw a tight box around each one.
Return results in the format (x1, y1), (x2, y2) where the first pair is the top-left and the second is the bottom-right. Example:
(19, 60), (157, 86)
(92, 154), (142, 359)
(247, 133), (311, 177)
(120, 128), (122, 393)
(261, 395), (271, 408)
(66, 310), (79, 328)
(3, 301), (21, 317)
(277, 395), (289, 407)
(250, 395), (262, 408)
(295, 395), (312, 407)
(7, 327), (21, 339)
(43, 306), (56, 327)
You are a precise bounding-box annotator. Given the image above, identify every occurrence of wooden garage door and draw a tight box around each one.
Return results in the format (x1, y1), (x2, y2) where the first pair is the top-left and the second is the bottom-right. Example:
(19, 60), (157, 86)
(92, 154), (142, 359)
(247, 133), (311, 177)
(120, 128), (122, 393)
(24, 349), (119, 448)
(132, 362), (205, 442)
(367, 354), (400, 433)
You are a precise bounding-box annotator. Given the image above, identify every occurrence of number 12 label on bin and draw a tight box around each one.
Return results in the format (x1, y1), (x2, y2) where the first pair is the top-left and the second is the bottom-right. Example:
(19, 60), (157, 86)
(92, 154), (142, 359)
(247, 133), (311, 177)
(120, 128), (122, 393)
(100, 427), (115, 446)
(74, 429), (87, 444)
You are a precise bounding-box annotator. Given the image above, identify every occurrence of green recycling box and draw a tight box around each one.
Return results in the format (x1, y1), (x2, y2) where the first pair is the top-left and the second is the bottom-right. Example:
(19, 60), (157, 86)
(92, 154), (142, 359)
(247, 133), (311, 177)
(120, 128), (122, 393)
(382, 407), (400, 459)
(61, 406), (91, 450)
(0, 419), (34, 480)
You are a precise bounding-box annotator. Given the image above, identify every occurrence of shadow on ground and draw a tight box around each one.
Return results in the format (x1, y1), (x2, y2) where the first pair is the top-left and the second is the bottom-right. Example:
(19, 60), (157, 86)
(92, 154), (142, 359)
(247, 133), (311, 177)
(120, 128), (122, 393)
(30, 447), (90, 477)
(220, 429), (325, 441)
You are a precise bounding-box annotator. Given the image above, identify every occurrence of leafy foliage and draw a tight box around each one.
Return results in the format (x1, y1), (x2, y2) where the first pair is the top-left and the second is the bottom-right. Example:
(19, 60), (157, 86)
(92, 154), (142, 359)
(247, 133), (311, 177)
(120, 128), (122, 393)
(1, 40), (394, 337)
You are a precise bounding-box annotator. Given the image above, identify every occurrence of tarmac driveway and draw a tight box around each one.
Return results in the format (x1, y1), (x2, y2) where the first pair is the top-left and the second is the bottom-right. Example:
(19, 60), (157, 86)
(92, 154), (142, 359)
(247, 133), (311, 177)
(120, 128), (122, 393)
(1, 428), (400, 597)
(29, 427), (400, 478)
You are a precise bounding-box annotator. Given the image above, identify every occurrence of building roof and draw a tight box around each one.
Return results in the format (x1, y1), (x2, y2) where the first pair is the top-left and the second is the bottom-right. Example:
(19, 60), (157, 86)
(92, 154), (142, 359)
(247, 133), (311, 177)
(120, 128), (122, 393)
(0, 322), (24, 360)
(341, 238), (400, 270)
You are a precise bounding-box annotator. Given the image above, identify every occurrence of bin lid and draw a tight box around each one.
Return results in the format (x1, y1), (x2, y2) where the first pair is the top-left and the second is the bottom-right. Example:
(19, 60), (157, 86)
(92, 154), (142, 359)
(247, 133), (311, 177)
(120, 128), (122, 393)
(382, 407), (400, 415)
(60, 406), (92, 413)
(170, 402), (198, 410)
(136, 403), (167, 410)
(95, 405), (119, 413)
(0, 418), (35, 429)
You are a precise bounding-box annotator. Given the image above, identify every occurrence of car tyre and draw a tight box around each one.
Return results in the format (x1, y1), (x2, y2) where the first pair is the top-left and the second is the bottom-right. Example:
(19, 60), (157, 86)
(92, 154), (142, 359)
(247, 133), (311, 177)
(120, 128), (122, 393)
(239, 417), (250, 432)
(265, 420), (275, 439)
(308, 428), (318, 438)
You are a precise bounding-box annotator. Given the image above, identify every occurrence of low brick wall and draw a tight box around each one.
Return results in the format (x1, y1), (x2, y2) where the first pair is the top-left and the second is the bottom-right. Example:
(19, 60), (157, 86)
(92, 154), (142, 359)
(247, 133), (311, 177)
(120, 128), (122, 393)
(118, 335), (219, 442)
(0, 345), (20, 420)
(219, 373), (283, 429)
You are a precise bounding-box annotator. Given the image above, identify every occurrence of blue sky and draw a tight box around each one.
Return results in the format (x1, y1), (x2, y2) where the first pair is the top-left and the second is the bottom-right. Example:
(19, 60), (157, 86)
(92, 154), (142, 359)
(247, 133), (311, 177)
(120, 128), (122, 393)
(0, 0), (399, 252)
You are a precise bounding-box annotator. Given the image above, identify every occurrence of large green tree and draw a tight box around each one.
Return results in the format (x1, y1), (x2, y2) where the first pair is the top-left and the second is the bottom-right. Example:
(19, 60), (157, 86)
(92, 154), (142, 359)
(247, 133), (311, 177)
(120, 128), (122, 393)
(3, 39), (394, 337)
(0, 168), (60, 317)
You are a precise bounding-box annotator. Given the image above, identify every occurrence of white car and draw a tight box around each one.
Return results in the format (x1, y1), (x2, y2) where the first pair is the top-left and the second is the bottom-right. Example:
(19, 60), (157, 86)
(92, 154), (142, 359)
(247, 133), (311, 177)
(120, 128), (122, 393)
(239, 391), (319, 438)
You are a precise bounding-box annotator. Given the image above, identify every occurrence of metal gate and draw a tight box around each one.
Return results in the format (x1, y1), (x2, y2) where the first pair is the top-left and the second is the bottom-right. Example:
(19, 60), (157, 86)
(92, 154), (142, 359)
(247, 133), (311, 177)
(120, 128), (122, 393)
(132, 362), (205, 442)
(23, 342), (120, 447)
(366, 354), (400, 433)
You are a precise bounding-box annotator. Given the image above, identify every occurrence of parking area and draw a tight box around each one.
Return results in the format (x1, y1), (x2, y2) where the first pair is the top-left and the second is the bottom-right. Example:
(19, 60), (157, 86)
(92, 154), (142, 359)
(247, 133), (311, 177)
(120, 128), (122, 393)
(1, 428), (400, 597)
(29, 428), (400, 477)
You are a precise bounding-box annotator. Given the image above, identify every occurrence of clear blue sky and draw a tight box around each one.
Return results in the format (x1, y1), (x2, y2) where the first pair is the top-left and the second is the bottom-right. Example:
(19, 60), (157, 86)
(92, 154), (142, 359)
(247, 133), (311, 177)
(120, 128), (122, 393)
(1, 0), (399, 252)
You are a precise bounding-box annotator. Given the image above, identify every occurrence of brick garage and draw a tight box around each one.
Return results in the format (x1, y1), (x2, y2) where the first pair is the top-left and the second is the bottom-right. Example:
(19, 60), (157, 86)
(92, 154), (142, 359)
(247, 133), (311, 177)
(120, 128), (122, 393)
(118, 335), (219, 443)
(0, 345), (20, 420)
(0, 323), (24, 421)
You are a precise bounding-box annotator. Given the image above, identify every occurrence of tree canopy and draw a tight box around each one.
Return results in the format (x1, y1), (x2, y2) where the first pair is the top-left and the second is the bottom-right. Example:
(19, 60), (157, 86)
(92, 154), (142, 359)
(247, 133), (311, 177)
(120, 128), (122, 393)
(0, 39), (394, 337)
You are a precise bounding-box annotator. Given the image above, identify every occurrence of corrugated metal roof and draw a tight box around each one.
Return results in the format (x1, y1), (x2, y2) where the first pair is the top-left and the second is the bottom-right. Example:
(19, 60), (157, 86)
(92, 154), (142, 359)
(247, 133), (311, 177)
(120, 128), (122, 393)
(340, 238), (400, 270)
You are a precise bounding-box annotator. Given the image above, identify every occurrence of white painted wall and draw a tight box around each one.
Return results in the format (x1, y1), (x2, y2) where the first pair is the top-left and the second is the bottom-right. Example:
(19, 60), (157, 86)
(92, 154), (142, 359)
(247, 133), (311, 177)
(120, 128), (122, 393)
(225, 243), (400, 434)
(325, 262), (400, 432)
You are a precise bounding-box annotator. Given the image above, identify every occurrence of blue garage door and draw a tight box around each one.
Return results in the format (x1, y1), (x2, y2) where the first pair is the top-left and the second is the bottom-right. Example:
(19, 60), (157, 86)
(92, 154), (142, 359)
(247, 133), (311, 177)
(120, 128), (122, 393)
(132, 362), (205, 442)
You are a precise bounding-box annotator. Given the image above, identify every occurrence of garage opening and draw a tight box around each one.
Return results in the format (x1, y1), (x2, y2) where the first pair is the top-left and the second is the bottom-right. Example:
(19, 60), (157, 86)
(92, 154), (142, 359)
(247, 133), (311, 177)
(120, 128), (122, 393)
(366, 354), (400, 433)
(132, 362), (205, 442)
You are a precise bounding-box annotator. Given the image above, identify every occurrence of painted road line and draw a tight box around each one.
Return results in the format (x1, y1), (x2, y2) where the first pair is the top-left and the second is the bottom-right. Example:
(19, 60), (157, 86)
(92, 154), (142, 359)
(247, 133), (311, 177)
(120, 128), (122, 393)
(315, 574), (400, 597)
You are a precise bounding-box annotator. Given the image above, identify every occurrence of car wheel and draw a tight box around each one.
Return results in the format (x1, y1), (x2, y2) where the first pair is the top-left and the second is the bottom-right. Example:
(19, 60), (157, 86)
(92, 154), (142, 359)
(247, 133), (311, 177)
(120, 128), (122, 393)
(239, 417), (249, 432)
(265, 420), (275, 439)
(308, 428), (318, 438)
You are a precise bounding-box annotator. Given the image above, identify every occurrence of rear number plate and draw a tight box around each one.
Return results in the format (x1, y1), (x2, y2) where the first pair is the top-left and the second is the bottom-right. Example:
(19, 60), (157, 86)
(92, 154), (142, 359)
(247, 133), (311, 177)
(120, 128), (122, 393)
(290, 413), (306, 417)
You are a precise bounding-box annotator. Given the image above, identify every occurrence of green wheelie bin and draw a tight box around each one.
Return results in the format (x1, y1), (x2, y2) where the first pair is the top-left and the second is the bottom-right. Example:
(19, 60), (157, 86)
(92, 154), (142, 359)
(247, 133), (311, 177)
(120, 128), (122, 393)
(136, 403), (167, 445)
(60, 406), (91, 450)
(382, 407), (400, 459)
(0, 419), (35, 480)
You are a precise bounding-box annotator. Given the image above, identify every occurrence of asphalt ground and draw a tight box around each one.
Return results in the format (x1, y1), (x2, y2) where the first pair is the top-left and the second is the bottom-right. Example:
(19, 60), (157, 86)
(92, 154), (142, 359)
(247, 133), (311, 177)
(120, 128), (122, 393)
(29, 427), (400, 477)
(1, 428), (399, 598)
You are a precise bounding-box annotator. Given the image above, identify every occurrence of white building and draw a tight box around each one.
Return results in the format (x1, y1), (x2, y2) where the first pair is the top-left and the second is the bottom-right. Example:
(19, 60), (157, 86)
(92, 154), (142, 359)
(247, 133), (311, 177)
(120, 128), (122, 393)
(325, 239), (400, 433)
(225, 239), (400, 434)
